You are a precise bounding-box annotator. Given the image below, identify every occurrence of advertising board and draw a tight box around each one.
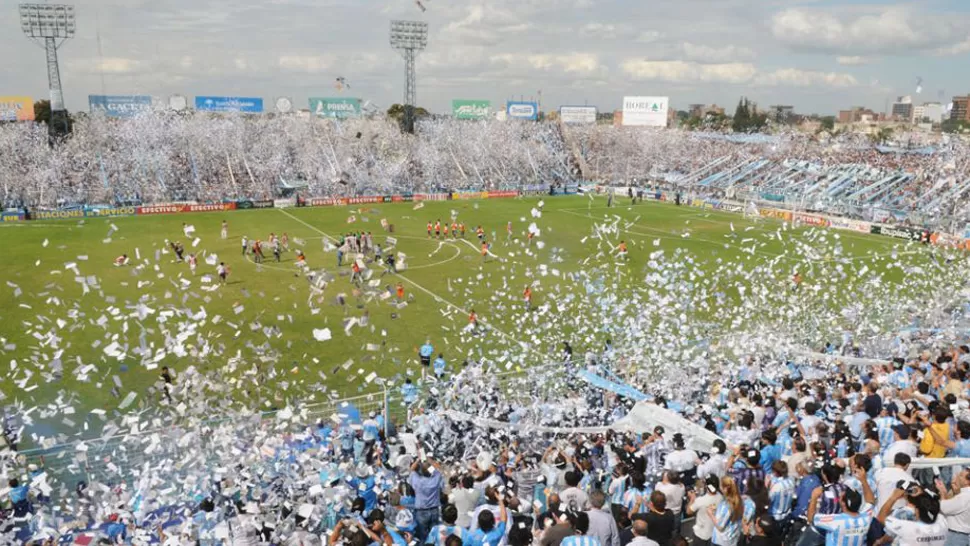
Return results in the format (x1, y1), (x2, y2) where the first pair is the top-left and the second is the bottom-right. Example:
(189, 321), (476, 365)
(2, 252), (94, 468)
(622, 96), (669, 127)
(0, 96), (34, 121)
(309, 97), (361, 118)
(89, 95), (152, 118)
(195, 96), (264, 113)
(559, 106), (597, 124)
(506, 101), (538, 120)
(452, 100), (490, 120)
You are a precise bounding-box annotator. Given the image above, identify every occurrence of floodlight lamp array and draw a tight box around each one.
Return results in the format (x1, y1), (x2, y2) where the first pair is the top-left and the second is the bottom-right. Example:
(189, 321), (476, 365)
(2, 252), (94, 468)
(389, 20), (428, 49)
(19, 3), (75, 38)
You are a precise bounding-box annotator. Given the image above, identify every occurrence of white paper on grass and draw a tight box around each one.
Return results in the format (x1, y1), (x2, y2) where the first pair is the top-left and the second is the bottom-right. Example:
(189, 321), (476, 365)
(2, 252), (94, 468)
(312, 328), (332, 341)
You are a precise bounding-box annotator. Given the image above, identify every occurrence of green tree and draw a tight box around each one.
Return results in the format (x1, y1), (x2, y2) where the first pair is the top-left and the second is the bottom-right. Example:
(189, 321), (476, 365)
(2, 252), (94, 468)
(33, 100), (51, 125)
(386, 103), (430, 122)
(942, 119), (970, 133)
(732, 97), (751, 132)
(871, 127), (894, 145)
(820, 116), (836, 132)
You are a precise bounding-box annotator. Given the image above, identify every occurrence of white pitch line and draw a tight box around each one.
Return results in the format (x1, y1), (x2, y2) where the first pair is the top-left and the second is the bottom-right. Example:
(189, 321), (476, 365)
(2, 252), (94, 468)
(276, 208), (531, 351)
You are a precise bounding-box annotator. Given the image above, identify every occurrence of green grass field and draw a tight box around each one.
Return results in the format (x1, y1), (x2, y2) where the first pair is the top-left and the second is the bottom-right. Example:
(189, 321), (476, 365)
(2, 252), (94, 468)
(0, 195), (949, 442)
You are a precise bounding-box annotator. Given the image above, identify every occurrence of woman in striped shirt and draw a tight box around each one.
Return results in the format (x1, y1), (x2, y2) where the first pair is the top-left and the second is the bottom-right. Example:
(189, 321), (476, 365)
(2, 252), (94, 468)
(709, 477), (744, 546)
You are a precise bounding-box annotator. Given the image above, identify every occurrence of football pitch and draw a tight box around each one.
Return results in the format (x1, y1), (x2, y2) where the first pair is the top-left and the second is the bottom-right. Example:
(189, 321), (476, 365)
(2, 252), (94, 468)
(0, 195), (950, 441)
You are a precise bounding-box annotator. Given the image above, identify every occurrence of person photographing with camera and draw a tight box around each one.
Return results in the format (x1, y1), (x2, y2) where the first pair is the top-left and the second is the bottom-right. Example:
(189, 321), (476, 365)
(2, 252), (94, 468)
(875, 480), (947, 546)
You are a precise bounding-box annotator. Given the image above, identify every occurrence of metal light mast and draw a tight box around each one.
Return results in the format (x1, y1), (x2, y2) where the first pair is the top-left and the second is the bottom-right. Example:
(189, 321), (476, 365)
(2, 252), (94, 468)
(20, 3), (76, 138)
(389, 20), (427, 134)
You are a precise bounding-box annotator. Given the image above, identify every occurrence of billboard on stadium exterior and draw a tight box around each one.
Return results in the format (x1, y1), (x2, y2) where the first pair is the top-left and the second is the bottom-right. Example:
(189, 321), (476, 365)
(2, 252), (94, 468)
(452, 100), (490, 120)
(309, 97), (361, 119)
(88, 95), (153, 118)
(0, 96), (35, 121)
(506, 101), (538, 120)
(559, 106), (597, 124)
(622, 96), (669, 127)
(194, 96), (264, 113)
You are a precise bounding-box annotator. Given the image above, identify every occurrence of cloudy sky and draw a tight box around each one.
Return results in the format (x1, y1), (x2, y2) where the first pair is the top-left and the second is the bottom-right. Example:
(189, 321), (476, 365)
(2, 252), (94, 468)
(2, 0), (969, 116)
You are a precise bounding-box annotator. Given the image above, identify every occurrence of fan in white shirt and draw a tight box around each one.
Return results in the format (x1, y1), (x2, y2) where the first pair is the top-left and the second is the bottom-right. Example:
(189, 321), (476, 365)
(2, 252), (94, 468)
(665, 433), (700, 474)
(935, 468), (970, 537)
(874, 453), (914, 514)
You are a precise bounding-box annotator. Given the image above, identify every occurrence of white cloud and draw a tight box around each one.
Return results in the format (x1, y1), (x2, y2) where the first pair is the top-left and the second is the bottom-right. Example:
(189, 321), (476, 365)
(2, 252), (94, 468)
(580, 23), (626, 39)
(278, 55), (332, 73)
(621, 59), (860, 89)
(756, 69), (859, 88)
(97, 58), (143, 74)
(681, 43), (755, 63)
(770, 7), (970, 54)
(935, 37), (970, 56)
(621, 59), (757, 84)
(490, 53), (605, 76)
(836, 56), (869, 66)
(635, 30), (663, 43)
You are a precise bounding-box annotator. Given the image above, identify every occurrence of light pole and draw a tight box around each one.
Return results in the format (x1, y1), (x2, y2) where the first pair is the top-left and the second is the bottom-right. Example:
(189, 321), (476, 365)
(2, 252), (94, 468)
(389, 20), (428, 134)
(20, 3), (76, 139)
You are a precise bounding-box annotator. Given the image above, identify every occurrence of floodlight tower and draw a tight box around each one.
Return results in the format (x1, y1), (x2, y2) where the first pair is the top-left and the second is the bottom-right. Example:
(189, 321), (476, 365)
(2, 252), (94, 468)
(20, 3), (75, 138)
(389, 20), (428, 134)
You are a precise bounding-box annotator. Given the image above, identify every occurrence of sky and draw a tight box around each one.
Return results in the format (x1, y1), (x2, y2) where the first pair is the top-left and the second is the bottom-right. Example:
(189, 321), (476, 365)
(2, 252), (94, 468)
(2, 0), (970, 117)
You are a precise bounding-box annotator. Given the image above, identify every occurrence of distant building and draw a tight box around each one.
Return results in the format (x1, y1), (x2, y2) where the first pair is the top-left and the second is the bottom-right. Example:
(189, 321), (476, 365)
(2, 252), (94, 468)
(769, 105), (795, 122)
(688, 104), (725, 118)
(891, 96), (913, 122)
(912, 105), (925, 123)
(951, 95), (970, 122)
(913, 102), (946, 123)
(838, 107), (881, 124)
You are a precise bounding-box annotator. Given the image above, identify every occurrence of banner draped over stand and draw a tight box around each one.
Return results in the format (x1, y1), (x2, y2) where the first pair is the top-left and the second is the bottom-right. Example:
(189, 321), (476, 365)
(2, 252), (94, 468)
(441, 401), (724, 453)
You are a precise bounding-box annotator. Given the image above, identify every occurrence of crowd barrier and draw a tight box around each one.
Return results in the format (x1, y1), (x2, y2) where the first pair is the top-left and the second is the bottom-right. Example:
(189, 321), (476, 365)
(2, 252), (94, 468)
(12, 188), (970, 250)
(593, 186), (970, 250)
(16, 190), (529, 222)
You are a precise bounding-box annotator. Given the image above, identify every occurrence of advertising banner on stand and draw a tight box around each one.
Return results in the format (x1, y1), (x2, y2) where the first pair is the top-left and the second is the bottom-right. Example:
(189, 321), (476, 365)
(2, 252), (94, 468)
(85, 206), (137, 218)
(759, 208), (793, 222)
(188, 203), (237, 213)
(829, 218), (871, 233)
(506, 101), (538, 120)
(452, 192), (487, 200)
(309, 97), (361, 118)
(89, 95), (153, 118)
(622, 96), (669, 127)
(872, 224), (928, 242)
(138, 204), (187, 215)
(274, 198), (297, 208)
(559, 106), (597, 124)
(452, 100), (491, 120)
(414, 194), (450, 201)
(195, 96), (264, 113)
(0, 96), (34, 121)
(31, 209), (85, 220)
(792, 213), (829, 227)
(486, 190), (519, 199)
(1, 211), (25, 222)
